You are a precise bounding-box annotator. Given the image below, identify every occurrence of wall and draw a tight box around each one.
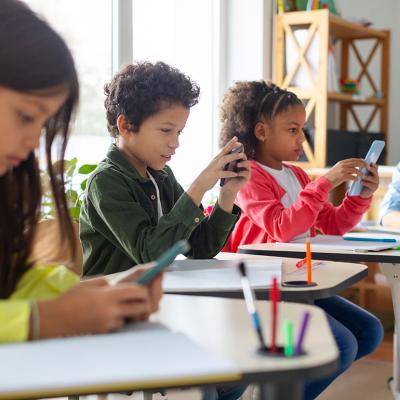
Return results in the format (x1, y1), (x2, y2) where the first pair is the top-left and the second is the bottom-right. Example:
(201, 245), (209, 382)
(224, 0), (273, 88)
(223, 1), (399, 163)
(335, 0), (400, 164)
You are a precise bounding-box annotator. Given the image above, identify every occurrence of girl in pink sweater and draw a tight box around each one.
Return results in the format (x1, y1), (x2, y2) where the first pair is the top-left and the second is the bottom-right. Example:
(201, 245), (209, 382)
(220, 81), (383, 399)
(220, 82), (379, 252)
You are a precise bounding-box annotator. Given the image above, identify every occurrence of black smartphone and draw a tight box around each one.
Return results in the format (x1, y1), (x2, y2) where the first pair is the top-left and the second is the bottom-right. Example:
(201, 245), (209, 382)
(220, 144), (244, 186)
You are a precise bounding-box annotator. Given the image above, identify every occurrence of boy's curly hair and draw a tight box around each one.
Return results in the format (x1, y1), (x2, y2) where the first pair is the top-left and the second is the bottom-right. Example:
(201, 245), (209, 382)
(219, 80), (303, 159)
(104, 61), (200, 137)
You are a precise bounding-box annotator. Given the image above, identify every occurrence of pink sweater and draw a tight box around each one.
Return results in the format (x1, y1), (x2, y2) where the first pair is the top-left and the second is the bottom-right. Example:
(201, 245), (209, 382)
(225, 160), (372, 252)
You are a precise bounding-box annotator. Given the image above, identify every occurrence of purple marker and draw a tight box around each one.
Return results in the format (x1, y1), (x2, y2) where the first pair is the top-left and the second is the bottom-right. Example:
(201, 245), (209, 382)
(295, 311), (311, 355)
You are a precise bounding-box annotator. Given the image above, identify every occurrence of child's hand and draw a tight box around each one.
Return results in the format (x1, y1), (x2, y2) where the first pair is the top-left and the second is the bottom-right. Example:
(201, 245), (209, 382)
(219, 155), (251, 212)
(360, 163), (379, 198)
(110, 263), (163, 313)
(187, 137), (245, 206)
(36, 278), (154, 338)
(324, 158), (367, 188)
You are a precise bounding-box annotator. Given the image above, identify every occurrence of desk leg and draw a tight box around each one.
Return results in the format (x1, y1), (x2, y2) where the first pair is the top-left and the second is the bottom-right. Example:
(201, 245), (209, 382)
(260, 382), (303, 400)
(379, 263), (400, 399)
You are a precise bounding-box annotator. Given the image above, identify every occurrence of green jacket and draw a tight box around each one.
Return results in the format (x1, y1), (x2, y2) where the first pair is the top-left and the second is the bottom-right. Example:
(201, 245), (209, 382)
(80, 145), (241, 276)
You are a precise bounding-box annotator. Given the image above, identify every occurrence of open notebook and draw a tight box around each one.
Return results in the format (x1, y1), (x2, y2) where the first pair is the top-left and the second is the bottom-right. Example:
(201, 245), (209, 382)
(0, 322), (240, 399)
(163, 259), (282, 291)
(278, 235), (396, 252)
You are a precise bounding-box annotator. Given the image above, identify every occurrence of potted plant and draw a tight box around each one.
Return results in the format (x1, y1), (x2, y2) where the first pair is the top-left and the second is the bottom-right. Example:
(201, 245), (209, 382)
(32, 158), (97, 276)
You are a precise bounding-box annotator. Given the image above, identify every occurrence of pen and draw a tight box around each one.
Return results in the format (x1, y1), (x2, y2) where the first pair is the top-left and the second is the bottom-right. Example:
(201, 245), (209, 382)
(284, 319), (294, 357)
(270, 276), (280, 353)
(344, 237), (397, 243)
(296, 257), (306, 269)
(238, 262), (267, 350)
(306, 238), (312, 286)
(295, 311), (310, 355)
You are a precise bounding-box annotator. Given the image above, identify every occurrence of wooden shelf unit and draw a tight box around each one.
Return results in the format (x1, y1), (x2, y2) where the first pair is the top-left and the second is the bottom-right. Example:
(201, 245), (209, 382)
(274, 9), (390, 167)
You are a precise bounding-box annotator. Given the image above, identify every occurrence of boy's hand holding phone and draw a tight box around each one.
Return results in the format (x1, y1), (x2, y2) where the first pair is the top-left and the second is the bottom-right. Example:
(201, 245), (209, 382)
(219, 143), (251, 212)
(187, 136), (250, 208)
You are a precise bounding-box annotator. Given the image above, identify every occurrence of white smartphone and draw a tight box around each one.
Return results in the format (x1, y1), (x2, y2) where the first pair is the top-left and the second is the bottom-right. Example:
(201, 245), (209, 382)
(348, 140), (385, 196)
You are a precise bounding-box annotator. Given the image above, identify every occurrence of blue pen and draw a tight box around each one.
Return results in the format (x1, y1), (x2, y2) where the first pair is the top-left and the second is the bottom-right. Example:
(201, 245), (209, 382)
(238, 262), (267, 350)
(344, 237), (397, 243)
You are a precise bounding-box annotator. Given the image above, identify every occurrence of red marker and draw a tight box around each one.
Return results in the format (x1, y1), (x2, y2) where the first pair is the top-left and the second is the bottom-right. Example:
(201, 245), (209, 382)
(270, 276), (280, 353)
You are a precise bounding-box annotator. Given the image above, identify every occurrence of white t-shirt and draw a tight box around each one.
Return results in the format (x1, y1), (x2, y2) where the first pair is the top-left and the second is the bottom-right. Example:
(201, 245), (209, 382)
(258, 162), (309, 239)
(147, 171), (163, 222)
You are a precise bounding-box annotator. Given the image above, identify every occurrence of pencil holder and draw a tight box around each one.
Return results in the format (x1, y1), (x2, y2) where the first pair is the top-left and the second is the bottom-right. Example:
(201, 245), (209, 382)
(256, 345), (306, 358)
(281, 280), (317, 288)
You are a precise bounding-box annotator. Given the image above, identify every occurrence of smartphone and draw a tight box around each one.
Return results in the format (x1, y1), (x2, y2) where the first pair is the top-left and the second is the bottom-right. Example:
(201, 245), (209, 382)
(109, 240), (190, 286)
(220, 144), (244, 186)
(348, 140), (385, 196)
(136, 240), (190, 284)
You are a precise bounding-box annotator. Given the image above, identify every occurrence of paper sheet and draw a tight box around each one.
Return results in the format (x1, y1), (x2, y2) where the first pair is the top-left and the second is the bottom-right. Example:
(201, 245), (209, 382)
(164, 259), (281, 291)
(0, 322), (239, 394)
(281, 235), (396, 252)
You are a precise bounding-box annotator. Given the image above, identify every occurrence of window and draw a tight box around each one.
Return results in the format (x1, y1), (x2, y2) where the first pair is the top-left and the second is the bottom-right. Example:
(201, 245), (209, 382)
(131, 0), (219, 186)
(25, 0), (223, 189)
(24, 0), (112, 163)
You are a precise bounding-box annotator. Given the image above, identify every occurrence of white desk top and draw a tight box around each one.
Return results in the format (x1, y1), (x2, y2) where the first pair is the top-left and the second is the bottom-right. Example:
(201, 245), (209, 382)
(0, 322), (239, 400)
(156, 295), (338, 381)
(0, 296), (338, 399)
(163, 253), (367, 301)
(239, 242), (400, 264)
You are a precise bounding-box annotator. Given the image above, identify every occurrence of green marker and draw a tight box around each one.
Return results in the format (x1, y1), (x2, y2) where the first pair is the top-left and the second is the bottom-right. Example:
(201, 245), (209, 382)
(284, 319), (294, 357)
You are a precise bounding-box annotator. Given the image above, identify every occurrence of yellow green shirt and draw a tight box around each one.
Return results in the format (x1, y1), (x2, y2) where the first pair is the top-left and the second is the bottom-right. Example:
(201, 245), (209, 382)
(0, 265), (79, 343)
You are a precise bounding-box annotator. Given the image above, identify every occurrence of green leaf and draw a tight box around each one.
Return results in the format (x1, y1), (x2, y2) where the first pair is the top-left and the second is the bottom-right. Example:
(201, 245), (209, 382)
(81, 179), (87, 191)
(69, 206), (81, 222)
(66, 189), (78, 203)
(78, 164), (97, 174)
(65, 158), (78, 178)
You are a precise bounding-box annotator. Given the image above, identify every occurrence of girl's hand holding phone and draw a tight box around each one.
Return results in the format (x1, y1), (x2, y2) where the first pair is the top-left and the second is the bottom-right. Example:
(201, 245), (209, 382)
(324, 158), (367, 188)
(359, 163), (379, 198)
(36, 278), (155, 339)
(115, 264), (163, 313)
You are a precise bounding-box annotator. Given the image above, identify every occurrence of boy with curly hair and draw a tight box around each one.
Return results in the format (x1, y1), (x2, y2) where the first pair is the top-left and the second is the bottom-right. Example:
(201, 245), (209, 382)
(80, 61), (250, 277)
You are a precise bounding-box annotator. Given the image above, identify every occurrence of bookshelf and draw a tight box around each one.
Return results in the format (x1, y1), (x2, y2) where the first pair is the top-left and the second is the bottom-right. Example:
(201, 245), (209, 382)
(273, 9), (390, 168)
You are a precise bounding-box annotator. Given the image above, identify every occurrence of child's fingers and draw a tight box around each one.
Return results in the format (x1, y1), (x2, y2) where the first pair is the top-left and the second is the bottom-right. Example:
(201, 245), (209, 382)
(108, 284), (149, 302)
(366, 164), (379, 177)
(361, 181), (376, 191)
(80, 277), (109, 287)
(220, 170), (239, 179)
(362, 174), (378, 183)
(218, 137), (239, 155)
(236, 160), (250, 169)
(219, 151), (245, 167)
(341, 158), (368, 168)
(117, 263), (154, 284)
(117, 302), (151, 319)
(341, 168), (362, 178)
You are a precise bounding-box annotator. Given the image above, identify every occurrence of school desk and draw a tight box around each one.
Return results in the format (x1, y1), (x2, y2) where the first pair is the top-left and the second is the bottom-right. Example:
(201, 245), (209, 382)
(238, 242), (400, 399)
(0, 296), (338, 400)
(156, 295), (338, 400)
(161, 252), (367, 302)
